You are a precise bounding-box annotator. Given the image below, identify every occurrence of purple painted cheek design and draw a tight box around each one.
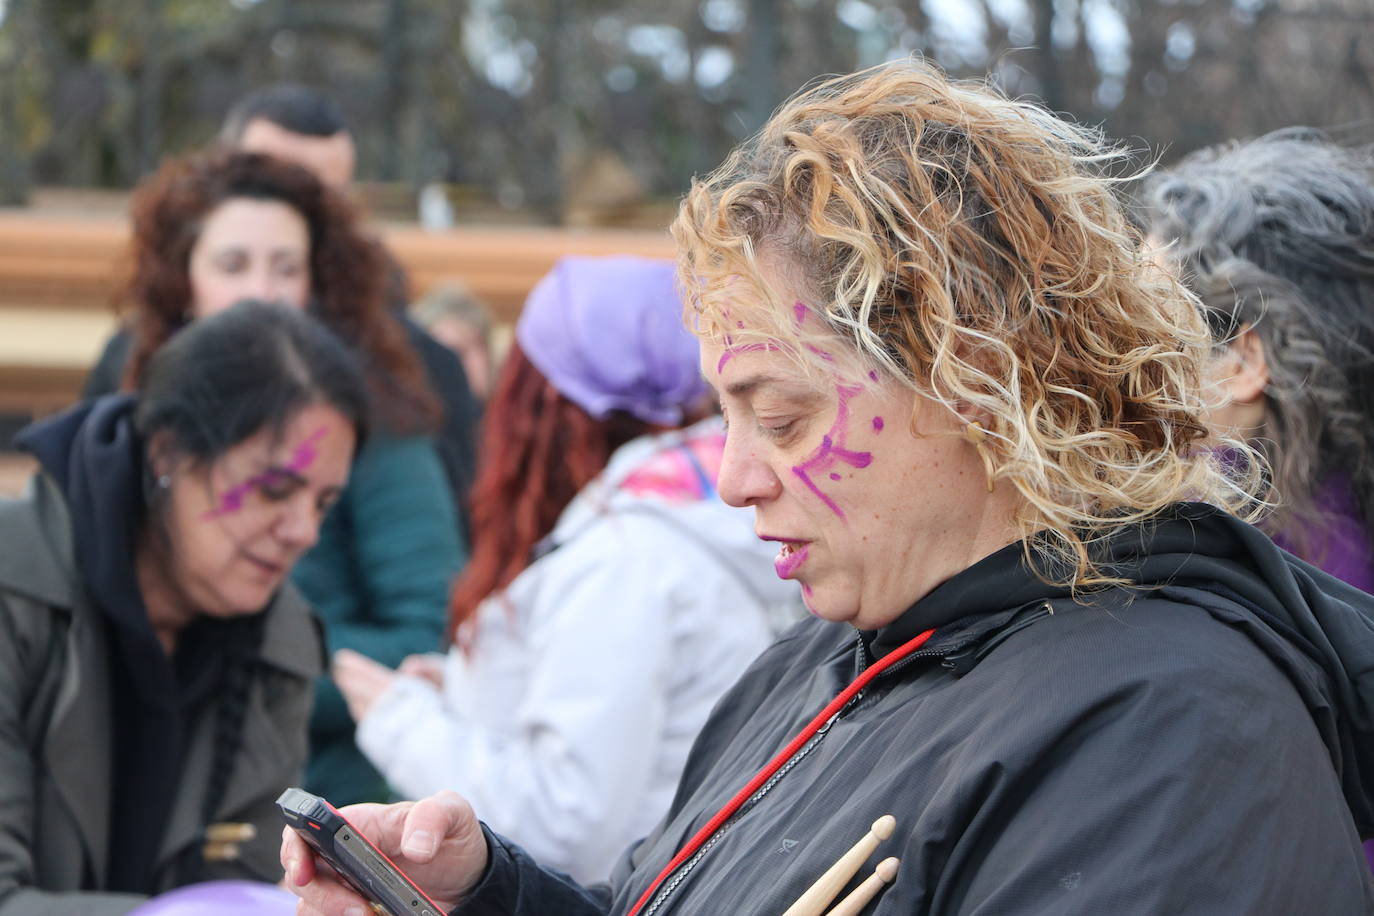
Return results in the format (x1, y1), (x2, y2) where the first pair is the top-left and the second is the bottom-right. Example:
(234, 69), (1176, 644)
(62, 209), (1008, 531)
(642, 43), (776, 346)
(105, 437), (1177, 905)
(793, 301), (809, 325)
(202, 426), (329, 520)
(868, 371), (879, 383)
(872, 416), (884, 432)
(790, 382), (873, 521)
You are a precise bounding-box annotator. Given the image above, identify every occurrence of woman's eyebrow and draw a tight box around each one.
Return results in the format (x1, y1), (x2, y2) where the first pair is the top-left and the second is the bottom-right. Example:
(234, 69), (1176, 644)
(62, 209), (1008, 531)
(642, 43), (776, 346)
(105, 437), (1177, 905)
(725, 374), (784, 398)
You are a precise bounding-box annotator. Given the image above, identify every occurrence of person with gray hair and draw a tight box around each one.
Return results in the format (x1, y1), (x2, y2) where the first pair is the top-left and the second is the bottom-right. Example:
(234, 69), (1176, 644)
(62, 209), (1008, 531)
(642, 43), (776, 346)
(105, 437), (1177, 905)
(1143, 126), (1374, 871)
(1143, 127), (1374, 590)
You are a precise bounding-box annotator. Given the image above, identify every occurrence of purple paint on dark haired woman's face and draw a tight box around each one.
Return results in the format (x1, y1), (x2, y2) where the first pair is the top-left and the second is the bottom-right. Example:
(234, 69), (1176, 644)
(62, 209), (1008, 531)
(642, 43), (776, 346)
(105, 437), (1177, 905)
(873, 416), (885, 432)
(203, 426), (328, 520)
(160, 404), (354, 624)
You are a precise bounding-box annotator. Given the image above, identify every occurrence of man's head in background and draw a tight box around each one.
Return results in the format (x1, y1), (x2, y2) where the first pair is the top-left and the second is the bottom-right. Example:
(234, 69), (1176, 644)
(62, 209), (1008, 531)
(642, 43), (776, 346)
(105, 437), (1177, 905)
(221, 84), (356, 189)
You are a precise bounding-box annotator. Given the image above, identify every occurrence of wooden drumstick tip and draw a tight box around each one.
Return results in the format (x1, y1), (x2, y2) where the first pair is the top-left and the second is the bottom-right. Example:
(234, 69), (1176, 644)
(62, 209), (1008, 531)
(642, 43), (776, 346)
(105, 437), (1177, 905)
(821, 857), (901, 916)
(779, 816), (898, 916)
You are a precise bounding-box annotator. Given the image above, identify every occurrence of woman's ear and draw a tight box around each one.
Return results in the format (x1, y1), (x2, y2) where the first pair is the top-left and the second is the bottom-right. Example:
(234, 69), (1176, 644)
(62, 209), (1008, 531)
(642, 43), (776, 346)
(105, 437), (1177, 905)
(145, 430), (180, 482)
(1219, 327), (1270, 404)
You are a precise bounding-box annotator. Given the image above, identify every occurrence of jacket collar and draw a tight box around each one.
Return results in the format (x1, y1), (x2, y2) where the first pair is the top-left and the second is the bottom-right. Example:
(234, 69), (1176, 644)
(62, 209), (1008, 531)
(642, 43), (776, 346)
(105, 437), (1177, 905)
(865, 537), (1071, 661)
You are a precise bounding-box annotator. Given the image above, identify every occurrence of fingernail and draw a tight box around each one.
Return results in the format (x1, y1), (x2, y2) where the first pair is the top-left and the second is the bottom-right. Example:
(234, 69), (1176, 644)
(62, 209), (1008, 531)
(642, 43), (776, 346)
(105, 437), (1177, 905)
(286, 859), (302, 885)
(403, 829), (437, 858)
(345, 908), (367, 916)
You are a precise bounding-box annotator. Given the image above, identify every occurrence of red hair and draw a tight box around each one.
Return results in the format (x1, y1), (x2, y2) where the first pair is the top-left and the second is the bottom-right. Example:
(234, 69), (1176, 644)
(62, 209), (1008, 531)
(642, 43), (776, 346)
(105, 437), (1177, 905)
(449, 343), (651, 645)
(122, 149), (438, 434)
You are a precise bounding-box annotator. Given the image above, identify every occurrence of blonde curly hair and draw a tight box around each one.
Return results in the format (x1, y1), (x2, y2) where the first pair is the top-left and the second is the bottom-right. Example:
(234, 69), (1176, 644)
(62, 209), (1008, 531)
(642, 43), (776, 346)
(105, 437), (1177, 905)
(673, 59), (1263, 588)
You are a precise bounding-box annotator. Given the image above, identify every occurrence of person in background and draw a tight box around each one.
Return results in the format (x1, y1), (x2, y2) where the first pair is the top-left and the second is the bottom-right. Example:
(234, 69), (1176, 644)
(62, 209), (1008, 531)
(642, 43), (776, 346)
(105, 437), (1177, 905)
(285, 61), (1374, 915)
(0, 302), (364, 913)
(331, 256), (793, 883)
(1142, 126), (1374, 870)
(85, 149), (465, 807)
(411, 283), (499, 402)
(219, 83), (481, 515)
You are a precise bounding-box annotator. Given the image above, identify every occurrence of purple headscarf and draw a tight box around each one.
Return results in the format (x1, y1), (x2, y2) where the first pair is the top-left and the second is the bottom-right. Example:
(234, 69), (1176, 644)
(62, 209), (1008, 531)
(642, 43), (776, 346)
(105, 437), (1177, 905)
(515, 256), (706, 425)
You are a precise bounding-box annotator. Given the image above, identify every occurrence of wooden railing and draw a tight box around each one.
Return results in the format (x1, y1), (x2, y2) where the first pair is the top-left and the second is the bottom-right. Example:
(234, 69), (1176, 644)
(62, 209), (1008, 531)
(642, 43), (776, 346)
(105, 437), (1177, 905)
(0, 211), (674, 416)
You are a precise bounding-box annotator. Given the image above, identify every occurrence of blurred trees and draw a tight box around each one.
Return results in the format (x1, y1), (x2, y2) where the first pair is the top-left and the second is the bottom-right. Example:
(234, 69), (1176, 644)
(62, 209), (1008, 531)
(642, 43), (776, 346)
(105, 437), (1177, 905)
(0, 0), (1371, 220)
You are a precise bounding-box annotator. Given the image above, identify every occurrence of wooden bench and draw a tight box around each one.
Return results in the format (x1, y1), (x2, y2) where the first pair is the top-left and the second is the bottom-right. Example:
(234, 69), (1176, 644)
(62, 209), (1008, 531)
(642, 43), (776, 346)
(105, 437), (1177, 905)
(0, 212), (674, 416)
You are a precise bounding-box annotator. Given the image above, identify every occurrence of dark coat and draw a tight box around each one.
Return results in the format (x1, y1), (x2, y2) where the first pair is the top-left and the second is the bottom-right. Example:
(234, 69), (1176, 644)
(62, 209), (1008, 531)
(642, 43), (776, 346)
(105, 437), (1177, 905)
(0, 474), (322, 915)
(462, 505), (1374, 915)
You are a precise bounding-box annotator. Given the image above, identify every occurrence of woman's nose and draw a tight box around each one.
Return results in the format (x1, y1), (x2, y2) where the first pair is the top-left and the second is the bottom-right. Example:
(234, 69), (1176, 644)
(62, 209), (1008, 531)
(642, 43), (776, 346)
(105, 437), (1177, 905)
(715, 433), (783, 508)
(275, 496), (322, 552)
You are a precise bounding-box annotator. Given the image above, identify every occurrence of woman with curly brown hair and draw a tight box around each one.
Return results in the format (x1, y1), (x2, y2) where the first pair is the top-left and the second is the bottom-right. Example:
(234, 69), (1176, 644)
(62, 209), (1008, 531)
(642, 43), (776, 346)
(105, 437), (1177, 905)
(285, 61), (1374, 915)
(87, 149), (464, 809)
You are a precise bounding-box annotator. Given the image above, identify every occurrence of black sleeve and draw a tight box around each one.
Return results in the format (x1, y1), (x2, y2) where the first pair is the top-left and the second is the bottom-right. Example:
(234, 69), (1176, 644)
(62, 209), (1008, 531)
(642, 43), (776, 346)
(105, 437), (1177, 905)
(454, 825), (611, 915)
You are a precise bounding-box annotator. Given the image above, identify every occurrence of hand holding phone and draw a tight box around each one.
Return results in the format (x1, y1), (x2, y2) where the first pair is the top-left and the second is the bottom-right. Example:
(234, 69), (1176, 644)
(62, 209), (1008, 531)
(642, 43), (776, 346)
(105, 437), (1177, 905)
(276, 791), (480, 916)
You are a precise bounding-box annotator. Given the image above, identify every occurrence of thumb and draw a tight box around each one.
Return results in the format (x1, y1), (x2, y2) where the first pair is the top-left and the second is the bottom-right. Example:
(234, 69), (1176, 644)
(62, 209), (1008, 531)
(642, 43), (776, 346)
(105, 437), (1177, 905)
(401, 791), (475, 862)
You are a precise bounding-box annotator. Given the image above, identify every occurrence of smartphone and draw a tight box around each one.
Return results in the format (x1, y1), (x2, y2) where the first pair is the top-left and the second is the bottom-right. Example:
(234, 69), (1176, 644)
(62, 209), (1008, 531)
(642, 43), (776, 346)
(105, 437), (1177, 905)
(277, 787), (446, 916)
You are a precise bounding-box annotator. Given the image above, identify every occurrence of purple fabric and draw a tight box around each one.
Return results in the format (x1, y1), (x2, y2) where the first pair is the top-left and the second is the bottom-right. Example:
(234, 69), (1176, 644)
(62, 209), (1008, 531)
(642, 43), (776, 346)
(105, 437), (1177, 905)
(1271, 472), (1374, 594)
(515, 256), (705, 425)
(129, 880), (296, 914)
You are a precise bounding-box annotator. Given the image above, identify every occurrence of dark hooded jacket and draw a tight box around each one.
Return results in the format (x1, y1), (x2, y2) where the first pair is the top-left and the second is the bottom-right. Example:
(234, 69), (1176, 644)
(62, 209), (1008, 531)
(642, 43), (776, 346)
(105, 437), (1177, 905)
(0, 397), (323, 914)
(459, 503), (1374, 915)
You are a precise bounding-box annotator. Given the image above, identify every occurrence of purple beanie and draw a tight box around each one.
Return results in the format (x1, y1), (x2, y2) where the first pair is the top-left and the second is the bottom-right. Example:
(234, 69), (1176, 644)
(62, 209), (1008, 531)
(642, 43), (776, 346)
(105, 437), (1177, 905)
(515, 256), (706, 425)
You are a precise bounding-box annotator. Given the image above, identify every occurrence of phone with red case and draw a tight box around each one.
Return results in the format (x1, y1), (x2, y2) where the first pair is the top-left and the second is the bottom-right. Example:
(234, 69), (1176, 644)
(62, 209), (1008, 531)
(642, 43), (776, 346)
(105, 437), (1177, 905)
(277, 787), (446, 916)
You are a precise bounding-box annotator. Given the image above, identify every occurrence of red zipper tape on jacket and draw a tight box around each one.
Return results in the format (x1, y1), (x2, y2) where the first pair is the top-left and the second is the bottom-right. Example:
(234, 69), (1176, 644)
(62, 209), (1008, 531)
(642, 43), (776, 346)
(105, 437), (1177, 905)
(625, 626), (937, 916)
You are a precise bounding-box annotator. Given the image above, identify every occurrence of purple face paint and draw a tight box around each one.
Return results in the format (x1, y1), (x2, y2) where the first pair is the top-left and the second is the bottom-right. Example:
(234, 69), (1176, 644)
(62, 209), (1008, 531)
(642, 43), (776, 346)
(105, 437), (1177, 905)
(868, 371), (879, 383)
(872, 416), (884, 432)
(203, 426), (329, 520)
(804, 344), (835, 362)
(716, 342), (773, 375)
(793, 301), (809, 326)
(829, 472), (842, 481)
(790, 382), (873, 521)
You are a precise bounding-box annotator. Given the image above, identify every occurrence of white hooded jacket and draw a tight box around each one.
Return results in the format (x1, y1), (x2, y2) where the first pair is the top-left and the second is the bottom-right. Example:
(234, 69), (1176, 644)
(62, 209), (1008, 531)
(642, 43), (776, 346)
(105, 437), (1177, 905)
(355, 419), (799, 883)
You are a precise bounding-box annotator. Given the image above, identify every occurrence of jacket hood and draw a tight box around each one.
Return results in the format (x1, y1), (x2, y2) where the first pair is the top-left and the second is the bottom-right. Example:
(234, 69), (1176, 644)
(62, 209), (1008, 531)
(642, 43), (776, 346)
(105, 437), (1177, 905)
(873, 502), (1374, 838)
(16, 395), (148, 631)
(550, 418), (801, 622)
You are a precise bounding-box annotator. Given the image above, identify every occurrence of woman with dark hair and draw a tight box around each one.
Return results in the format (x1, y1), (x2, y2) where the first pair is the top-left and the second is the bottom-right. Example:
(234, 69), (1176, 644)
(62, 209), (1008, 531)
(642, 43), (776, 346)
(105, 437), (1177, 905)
(1142, 127), (1374, 871)
(84, 149), (466, 807)
(0, 301), (364, 913)
(330, 256), (790, 883)
(287, 63), (1374, 915)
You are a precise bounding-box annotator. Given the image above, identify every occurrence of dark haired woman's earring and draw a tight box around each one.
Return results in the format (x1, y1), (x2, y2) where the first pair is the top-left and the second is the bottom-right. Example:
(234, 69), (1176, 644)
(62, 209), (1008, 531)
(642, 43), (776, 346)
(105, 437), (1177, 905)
(964, 421), (995, 493)
(157, 474), (171, 489)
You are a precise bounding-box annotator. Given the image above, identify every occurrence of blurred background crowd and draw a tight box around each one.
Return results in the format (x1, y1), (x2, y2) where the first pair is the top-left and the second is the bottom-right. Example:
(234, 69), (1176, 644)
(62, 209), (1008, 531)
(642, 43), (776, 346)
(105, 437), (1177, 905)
(1, 0), (1372, 911)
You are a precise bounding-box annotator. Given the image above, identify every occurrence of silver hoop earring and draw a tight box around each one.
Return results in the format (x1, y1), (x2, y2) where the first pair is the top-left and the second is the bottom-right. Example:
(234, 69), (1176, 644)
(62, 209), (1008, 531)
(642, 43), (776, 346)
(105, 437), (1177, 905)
(157, 475), (171, 489)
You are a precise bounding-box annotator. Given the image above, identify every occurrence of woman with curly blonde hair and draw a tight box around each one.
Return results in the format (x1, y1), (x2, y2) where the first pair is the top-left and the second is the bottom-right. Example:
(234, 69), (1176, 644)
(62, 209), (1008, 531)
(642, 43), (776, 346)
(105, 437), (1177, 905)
(284, 61), (1374, 915)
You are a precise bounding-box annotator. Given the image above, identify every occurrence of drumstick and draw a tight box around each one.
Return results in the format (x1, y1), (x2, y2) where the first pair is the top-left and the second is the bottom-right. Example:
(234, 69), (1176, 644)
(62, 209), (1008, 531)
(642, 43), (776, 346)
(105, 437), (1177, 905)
(780, 815), (896, 916)
(822, 857), (899, 916)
